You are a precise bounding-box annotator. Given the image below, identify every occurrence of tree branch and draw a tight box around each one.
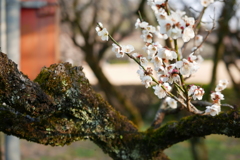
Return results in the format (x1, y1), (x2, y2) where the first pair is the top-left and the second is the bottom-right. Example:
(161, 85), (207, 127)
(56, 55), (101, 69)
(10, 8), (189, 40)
(0, 52), (240, 160)
(147, 109), (240, 152)
(0, 52), (142, 159)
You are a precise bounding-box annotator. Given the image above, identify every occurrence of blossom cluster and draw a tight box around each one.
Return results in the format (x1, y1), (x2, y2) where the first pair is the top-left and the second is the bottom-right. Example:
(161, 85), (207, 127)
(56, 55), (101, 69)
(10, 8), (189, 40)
(205, 80), (229, 116)
(96, 23), (109, 41)
(146, 1), (195, 42)
(95, 0), (230, 116)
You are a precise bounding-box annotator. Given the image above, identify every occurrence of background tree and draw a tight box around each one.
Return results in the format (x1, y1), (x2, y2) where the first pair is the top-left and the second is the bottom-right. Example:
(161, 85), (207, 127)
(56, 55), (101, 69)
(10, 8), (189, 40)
(59, 0), (144, 126)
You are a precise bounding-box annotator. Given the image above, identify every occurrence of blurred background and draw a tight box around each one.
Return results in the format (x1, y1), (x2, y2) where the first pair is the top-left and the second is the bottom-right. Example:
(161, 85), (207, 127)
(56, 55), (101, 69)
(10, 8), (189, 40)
(0, 0), (240, 159)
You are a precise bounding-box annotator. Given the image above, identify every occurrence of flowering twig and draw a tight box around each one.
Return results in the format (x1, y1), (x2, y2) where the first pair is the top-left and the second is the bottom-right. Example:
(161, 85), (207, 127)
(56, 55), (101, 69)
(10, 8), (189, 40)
(95, 0), (232, 118)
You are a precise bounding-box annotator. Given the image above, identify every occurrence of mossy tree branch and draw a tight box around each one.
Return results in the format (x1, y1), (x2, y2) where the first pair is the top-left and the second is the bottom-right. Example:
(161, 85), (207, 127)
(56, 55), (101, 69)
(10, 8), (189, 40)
(147, 110), (240, 151)
(0, 52), (240, 160)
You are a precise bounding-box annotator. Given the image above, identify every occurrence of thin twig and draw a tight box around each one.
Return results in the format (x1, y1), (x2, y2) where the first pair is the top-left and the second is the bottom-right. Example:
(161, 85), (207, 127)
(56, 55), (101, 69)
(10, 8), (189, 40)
(191, 101), (234, 109)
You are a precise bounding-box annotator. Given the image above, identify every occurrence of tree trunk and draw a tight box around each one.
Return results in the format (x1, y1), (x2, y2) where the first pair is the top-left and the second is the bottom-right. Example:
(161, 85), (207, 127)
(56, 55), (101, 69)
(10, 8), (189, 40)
(0, 52), (240, 160)
(190, 137), (208, 160)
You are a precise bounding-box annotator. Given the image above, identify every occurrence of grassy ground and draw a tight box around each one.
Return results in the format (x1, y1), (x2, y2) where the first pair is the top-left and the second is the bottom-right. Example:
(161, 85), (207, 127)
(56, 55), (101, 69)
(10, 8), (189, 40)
(165, 135), (240, 160)
(17, 134), (240, 160)
(19, 139), (111, 160)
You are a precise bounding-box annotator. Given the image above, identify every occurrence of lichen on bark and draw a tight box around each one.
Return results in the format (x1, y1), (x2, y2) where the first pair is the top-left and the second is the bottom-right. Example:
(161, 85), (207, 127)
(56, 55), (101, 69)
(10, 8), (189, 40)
(0, 52), (240, 160)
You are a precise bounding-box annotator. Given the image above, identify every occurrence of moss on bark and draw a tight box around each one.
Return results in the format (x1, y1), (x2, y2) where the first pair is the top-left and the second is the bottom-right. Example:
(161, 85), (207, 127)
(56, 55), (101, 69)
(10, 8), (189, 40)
(0, 52), (239, 160)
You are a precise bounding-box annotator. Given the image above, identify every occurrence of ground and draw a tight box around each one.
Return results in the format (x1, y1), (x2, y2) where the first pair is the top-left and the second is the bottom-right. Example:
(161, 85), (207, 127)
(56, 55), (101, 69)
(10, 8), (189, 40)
(1, 132), (240, 160)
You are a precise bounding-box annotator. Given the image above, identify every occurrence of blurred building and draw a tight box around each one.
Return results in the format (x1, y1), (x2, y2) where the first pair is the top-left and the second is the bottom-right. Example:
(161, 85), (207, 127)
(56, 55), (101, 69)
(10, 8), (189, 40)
(0, 0), (59, 80)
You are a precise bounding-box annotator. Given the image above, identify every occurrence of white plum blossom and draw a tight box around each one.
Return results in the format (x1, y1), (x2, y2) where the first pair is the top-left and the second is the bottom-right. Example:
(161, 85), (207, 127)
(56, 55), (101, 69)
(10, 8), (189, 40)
(215, 84), (226, 92)
(182, 26), (195, 42)
(168, 69), (180, 84)
(188, 85), (197, 96)
(141, 32), (153, 43)
(95, 22), (109, 41)
(201, 0), (214, 7)
(195, 35), (203, 46)
(145, 25), (156, 33)
(150, 3), (197, 42)
(112, 43), (120, 53)
(135, 19), (149, 29)
(188, 49), (204, 63)
(205, 80), (227, 116)
(163, 82), (172, 92)
(158, 71), (169, 83)
(215, 79), (229, 92)
(153, 83), (171, 99)
(137, 67), (153, 88)
(188, 85), (205, 100)
(147, 43), (161, 59)
(158, 19), (173, 35)
(140, 57), (149, 67)
(169, 11), (183, 24)
(97, 28), (109, 41)
(205, 104), (221, 116)
(155, 26), (168, 39)
(142, 75), (153, 88)
(151, 55), (163, 70)
(112, 43), (123, 58)
(149, 0), (166, 12)
(155, 9), (168, 21)
(135, 18), (141, 28)
(157, 10), (190, 40)
(132, 53), (140, 59)
(166, 64), (176, 73)
(153, 85), (165, 99)
(188, 53), (197, 62)
(176, 53), (199, 77)
(170, 27), (182, 39)
(219, 79), (229, 87)
(158, 64), (178, 83)
(147, 46), (157, 59)
(176, 10), (186, 17)
(156, 65), (167, 76)
(211, 91), (224, 104)
(122, 45), (134, 53)
(158, 48), (177, 61)
(183, 15), (195, 27)
(176, 59), (193, 76)
(194, 88), (205, 100)
(115, 51), (124, 58)
(95, 22), (103, 32)
(166, 97), (177, 109)
(137, 67), (145, 79)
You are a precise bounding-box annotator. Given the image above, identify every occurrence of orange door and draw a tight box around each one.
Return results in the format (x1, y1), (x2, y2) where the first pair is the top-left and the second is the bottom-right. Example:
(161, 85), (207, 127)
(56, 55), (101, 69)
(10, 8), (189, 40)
(20, 0), (59, 80)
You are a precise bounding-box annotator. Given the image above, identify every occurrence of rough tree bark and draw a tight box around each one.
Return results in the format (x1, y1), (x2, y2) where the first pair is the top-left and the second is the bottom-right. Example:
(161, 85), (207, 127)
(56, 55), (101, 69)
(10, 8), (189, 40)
(0, 52), (240, 160)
